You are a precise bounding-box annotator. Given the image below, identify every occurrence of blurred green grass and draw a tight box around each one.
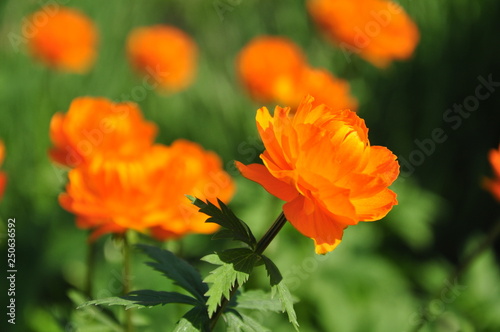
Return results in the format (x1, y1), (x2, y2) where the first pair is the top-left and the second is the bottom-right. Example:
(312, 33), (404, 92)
(1, 0), (500, 331)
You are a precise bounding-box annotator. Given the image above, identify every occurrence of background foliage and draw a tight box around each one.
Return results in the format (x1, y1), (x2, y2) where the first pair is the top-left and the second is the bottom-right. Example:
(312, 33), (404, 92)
(0, 0), (499, 331)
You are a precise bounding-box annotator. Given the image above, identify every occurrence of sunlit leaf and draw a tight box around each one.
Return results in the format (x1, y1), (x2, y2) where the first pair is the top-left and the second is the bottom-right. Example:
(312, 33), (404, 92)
(224, 310), (271, 332)
(202, 254), (251, 317)
(234, 290), (282, 313)
(272, 282), (299, 331)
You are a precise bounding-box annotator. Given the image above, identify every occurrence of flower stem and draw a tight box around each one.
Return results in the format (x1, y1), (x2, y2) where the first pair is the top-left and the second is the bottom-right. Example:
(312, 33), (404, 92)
(209, 212), (288, 330)
(122, 232), (133, 332)
(85, 238), (97, 298)
(255, 212), (287, 255)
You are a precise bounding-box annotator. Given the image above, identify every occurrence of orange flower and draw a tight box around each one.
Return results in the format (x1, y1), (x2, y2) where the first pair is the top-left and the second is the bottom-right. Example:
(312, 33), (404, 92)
(149, 140), (235, 240)
(307, 0), (419, 67)
(484, 145), (500, 202)
(0, 141), (6, 200)
(299, 68), (358, 111)
(23, 6), (97, 73)
(49, 97), (157, 167)
(59, 140), (235, 240)
(237, 36), (307, 105)
(236, 96), (399, 254)
(237, 36), (357, 110)
(127, 25), (198, 93)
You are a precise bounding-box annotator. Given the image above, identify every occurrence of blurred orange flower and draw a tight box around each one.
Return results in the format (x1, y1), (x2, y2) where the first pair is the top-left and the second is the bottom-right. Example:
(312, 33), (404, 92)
(149, 140), (235, 240)
(59, 140), (234, 241)
(237, 36), (307, 105)
(23, 6), (97, 73)
(484, 145), (500, 202)
(307, 0), (419, 67)
(127, 25), (198, 93)
(0, 141), (6, 200)
(49, 97), (157, 167)
(236, 96), (399, 254)
(237, 36), (357, 110)
(299, 68), (358, 111)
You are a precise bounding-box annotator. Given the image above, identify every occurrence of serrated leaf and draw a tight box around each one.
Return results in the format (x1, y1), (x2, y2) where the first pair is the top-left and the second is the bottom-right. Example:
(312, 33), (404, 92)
(121, 290), (199, 307)
(202, 254), (251, 317)
(137, 244), (207, 302)
(218, 248), (262, 273)
(272, 282), (299, 331)
(69, 290), (122, 331)
(190, 197), (257, 248)
(225, 311), (271, 332)
(79, 296), (145, 310)
(173, 305), (210, 332)
(233, 290), (283, 313)
(261, 255), (283, 286)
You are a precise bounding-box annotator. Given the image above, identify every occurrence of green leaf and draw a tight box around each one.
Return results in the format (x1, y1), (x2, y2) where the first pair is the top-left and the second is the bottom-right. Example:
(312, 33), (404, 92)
(68, 290), (123, 332)
(137, 244), (207, 302)
(202, 254), (251, 317)
(218, 248), (262, 273)
(272, 282), (299, 331)
(79, 296), (144, 310)
(233, 290), (283, 313)
(173, 305), (210, 332)
(121, 290), (199, 307)
(78, 290), (198, 310)
(189, 197), (257, 249)
(261, 255), (283, 286)
(224, 311), (271, 332)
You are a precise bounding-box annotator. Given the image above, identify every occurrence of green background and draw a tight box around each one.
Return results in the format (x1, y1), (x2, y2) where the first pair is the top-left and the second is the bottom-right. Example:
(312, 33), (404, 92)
(0, 0), (499, 331)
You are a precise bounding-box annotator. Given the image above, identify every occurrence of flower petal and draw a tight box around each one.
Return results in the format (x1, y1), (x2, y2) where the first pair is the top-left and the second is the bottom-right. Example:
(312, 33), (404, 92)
(284, 195), (347, 254)
(235, 161), (298, 202)
(352, 188), (398, 221)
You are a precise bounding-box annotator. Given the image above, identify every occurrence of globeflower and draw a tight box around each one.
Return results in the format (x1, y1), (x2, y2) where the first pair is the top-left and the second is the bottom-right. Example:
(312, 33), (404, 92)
(237, 36), (356, 110)
(484, 145), (500, 202)
(49, 97), (157, 167)
(59, 140), (234, 241)
(0, 141), (6, 200)
(299, 68), (358, 111)
(23, 6), (98, 73)
(236, 96), (399, 254)
(149, 140), (235, 240)
(237, 36), (307, 105)
(127, 25), (198, 93)
(307, 0), (419, 67)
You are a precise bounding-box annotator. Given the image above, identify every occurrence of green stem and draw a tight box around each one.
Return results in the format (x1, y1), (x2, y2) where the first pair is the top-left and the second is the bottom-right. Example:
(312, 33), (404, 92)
(85, 238), (97, 298)
(209, 212), (288, 330)
(122, 232), (133, 332)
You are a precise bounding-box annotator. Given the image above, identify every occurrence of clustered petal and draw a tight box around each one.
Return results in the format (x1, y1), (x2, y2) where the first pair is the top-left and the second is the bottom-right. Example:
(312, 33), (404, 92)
(237, 96), (399, 254)
(23, 6), (98, 73)
(49, 97), (157, 167)
(307, 0), (419, 67)
(50, 97), (234, 240)
(237, 36), (357, 111)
